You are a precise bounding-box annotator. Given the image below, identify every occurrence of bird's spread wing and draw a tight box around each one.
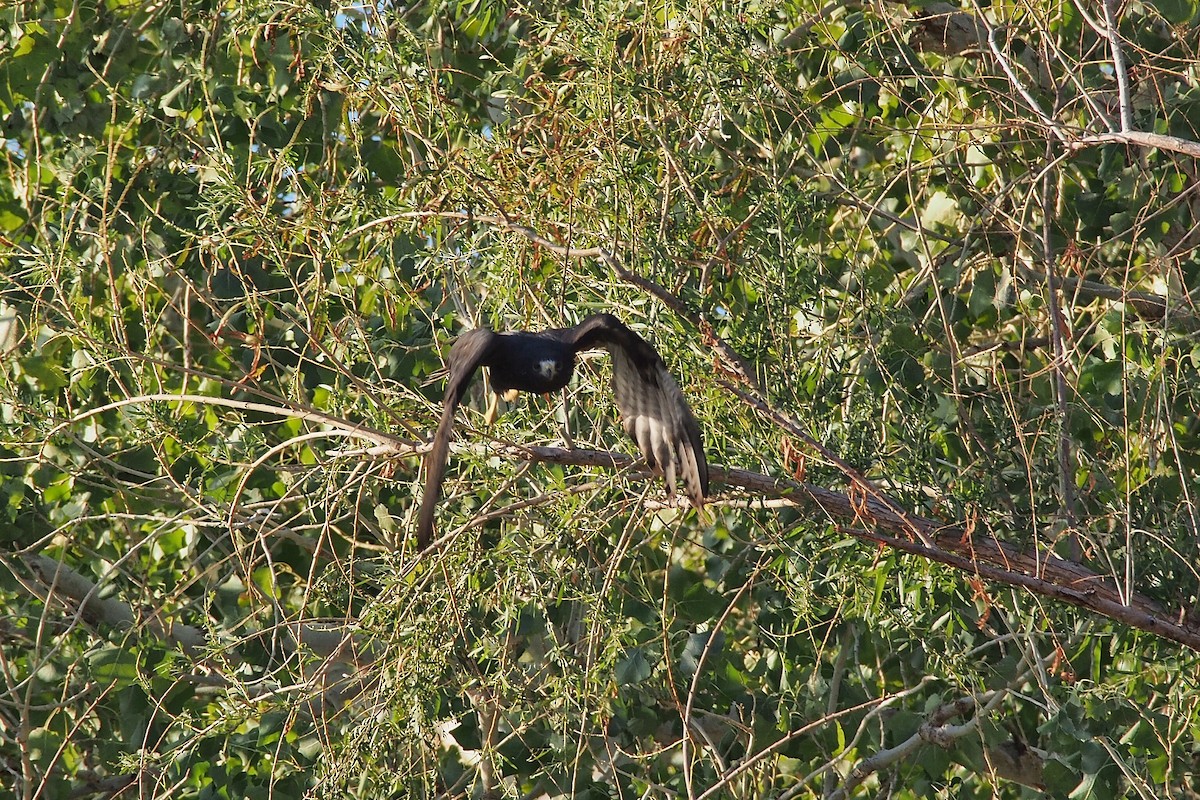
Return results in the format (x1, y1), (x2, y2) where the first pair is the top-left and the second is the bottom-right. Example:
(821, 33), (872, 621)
(416, 328), (496, 548)
(572, 314), (708, 508)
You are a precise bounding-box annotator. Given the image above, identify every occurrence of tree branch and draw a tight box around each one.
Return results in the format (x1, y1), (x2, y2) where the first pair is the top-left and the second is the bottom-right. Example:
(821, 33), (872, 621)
(352, 435), (1200, 652)
(47, 381), (1198, 650)
(1039, 142), (1081, 560)
(343, 210), (1200, 651)
(1100, 0), (1134, 131)
(1016, 263), (1200, 332)
(18, 555), (208, 655)
(1069, 130), (1200, 159)
(831, 687), (1012, 799)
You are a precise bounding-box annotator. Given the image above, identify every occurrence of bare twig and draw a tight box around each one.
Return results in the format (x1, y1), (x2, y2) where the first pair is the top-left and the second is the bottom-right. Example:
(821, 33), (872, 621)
(830, 686), (1014, 799)
(1015, 264), (1200, 331)
(965, 0), (1200, 158)
(49, 392), (401, 450)
(1070, 130), (1200, 159)
(1038, 144), (1080, 560)
(721, 380), (937, 548)
(695, 683), (934, 800)
(972, 4), (1069, 143)
(1100, 0), (1134, 132)
(683, 558), (767, 798)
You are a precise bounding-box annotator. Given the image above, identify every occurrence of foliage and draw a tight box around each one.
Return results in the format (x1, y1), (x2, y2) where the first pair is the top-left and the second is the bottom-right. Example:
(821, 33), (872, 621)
(2, 0), (1199, 797)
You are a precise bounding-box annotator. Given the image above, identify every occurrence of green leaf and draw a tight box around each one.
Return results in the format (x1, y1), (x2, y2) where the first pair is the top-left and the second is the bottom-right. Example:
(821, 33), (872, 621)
(1150, 0), (1197, 23)
(615, 647), (652, 685)
(1147, 753), (1169, 783)
(0, 204), (27, 232)
(27, 726), (65, 768)
(680, 630), (725, 676)
(20, 355), (69, 391)
(88, 646), (139, 687)
(42, 473), (74, 504)
(1043, 757), (1080, 794)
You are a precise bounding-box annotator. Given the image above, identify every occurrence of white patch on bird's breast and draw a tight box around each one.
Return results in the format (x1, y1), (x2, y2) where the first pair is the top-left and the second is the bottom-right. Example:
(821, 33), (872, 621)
(536, 359), (559, 380)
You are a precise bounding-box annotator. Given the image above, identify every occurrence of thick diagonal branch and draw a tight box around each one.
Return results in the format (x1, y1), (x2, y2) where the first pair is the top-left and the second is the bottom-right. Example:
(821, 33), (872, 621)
(358, 436), (1200, 652)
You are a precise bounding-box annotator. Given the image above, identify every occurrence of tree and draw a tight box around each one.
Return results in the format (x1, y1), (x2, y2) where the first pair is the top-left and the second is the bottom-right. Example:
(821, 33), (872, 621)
(2, 0), (1199, 796)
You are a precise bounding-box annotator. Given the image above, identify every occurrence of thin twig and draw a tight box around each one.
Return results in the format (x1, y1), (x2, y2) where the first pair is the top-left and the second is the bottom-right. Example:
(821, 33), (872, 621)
(1038, 143), (1080, 560)
(1070, 130), (1200, 159)
(1100, 0), (1134, 132)
(830, 685), (1014, 799)
(720, 381), (937, 548)
(972, 3), (1069, 143)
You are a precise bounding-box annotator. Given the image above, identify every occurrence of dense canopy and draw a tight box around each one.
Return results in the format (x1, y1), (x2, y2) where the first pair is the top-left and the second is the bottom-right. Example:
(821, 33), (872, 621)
(2, 0), (1199, 797)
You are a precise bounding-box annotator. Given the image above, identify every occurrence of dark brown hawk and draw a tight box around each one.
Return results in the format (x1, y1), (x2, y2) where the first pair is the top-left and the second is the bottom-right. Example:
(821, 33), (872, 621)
(416, 313), (708, 548)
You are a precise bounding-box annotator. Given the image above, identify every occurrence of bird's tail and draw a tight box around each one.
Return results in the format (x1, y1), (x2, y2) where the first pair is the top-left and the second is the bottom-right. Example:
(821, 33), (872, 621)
(415, 402), (458, 549)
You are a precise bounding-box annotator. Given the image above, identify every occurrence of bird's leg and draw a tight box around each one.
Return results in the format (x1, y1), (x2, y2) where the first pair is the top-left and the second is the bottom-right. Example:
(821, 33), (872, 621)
(559, 388), (575, 449)
(482, 371), (501, 429)
(485, 390), (501, 426)
(485, 388), (521, 426)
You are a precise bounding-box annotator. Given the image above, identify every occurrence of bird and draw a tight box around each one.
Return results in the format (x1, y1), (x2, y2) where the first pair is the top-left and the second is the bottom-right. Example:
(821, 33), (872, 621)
(415, 313), (708, 548)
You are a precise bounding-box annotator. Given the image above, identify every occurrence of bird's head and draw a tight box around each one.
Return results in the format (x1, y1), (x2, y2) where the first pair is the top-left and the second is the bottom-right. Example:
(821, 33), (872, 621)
(536, 359), (559, 380)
